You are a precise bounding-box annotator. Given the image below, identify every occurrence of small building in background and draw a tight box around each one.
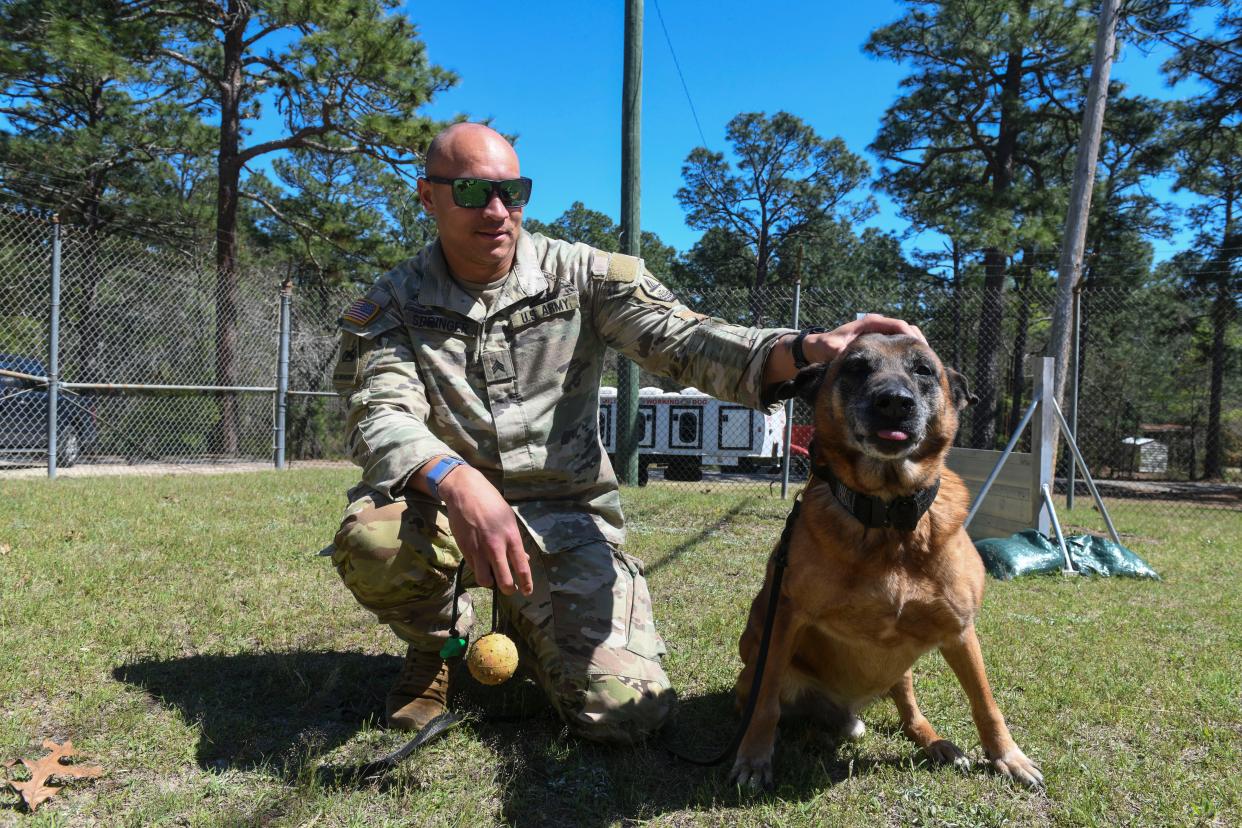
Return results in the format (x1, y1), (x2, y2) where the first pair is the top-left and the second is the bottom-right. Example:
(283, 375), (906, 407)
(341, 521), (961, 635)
(1121, 436), (1169, 474)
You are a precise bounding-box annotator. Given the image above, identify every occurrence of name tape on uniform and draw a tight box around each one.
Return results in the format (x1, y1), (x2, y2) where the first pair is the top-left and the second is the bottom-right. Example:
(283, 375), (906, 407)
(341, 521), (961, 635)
(511, 294), (580, 330)
(405, 303), (475, 335)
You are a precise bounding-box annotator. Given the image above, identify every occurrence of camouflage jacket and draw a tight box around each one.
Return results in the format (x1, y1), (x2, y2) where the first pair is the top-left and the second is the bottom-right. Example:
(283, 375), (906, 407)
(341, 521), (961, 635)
(333, 232), (793, 553)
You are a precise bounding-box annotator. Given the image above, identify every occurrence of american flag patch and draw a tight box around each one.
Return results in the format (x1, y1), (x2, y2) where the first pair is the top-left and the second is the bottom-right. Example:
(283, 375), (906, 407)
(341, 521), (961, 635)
(341, 298), (380, 326)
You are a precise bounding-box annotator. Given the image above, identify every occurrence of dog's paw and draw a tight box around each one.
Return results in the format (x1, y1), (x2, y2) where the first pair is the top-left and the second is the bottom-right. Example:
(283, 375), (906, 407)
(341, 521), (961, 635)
(926, 738), (972, 772)
(989, 747), (1044, 789)
(728, 753), (774, 791)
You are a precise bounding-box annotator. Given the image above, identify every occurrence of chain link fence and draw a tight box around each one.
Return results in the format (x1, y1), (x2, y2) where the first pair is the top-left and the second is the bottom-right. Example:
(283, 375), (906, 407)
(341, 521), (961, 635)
(2, 208), (1237, 518)
(0, 205), (283, 468)
(598, 278), (1240, 516)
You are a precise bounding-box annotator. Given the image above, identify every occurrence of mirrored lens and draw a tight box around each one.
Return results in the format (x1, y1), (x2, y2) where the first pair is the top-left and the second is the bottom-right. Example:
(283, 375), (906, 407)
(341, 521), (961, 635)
(451, 178), (491, 208)
(497, 179), (531, 207)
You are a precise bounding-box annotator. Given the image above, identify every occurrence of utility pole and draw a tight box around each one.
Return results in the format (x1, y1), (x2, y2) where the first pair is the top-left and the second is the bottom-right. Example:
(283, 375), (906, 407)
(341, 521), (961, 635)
(616, 0), (642, 485)
(1046, 0), (1122, 460)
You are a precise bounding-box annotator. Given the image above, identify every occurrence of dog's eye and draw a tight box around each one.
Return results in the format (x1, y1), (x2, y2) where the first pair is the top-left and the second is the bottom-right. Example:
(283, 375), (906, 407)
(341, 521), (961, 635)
(842, 359), (868, 374)
(913, 363), (934, 377)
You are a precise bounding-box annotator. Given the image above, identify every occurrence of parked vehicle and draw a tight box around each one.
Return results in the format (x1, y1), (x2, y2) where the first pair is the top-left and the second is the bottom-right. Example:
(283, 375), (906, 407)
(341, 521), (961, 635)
(0, 354), (97, 466)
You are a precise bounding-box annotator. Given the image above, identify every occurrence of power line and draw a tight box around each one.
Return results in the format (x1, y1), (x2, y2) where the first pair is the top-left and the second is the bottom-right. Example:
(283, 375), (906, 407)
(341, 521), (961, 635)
(652, 0), (710, 150)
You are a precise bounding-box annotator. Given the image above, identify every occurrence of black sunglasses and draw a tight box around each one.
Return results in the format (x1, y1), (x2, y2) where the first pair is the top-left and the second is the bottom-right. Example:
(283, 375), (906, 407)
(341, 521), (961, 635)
(423, 176), (533, 208)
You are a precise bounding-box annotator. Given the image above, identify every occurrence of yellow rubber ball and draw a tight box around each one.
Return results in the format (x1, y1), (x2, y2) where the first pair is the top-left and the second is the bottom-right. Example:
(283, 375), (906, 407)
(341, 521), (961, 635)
(467, 632), (519, 685)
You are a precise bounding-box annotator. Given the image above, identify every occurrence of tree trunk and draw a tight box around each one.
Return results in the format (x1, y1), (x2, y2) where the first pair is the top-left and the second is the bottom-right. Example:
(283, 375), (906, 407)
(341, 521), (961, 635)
(969, 43), (1023, 449)
(70, 81), (109, 386)
(971, 248), (1007, 448)
(950, 239), (962, 371)
(1007, 261), (1033, 437)
(749, 229), (770, 325)
(1203, 191), (1234, 479)
(212, 1), (248, 457)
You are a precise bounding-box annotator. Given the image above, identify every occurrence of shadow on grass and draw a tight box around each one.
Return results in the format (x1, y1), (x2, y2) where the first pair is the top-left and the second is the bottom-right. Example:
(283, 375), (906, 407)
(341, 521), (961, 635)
(113, 650), (399, 774)
(449, 679), (919, 827)
(113, 650), (923, 825)
(643, 498), (756, 577)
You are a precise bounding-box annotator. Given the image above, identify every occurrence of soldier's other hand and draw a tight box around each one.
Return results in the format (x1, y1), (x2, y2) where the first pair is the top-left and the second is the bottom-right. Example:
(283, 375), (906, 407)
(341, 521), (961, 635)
(809, 314), (925, 364)
(440, 467), (534, 597)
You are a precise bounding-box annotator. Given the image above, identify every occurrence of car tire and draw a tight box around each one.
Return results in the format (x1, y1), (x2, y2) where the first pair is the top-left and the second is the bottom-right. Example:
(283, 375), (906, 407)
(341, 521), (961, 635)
(665, 456), (702, 482)
(57, 428), (80, 467)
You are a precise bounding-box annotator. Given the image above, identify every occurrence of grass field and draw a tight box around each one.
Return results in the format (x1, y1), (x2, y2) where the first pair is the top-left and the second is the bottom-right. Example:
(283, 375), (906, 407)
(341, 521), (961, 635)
(1, 469), (1239, 827)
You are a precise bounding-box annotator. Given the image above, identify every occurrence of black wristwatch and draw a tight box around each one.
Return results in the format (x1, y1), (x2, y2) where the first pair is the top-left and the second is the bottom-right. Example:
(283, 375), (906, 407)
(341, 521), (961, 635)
(792, 326), (828, 369)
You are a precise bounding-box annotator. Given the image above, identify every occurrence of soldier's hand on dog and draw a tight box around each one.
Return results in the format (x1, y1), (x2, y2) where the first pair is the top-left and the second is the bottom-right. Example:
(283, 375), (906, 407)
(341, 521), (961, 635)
(764, 314), (926, 387)
(435, 465), (535, 597)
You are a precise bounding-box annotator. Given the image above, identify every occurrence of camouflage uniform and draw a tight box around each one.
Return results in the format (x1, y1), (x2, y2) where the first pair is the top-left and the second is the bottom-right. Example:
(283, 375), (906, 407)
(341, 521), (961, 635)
(330, 231), (792, 743)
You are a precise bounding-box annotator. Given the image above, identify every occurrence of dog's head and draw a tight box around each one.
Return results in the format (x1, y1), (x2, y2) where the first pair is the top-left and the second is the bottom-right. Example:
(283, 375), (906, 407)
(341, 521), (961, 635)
(780, 334), (975, 464)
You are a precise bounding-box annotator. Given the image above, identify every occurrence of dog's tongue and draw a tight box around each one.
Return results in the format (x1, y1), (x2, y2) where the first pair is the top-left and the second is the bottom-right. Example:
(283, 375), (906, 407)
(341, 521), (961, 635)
(877, 429), (909, 442)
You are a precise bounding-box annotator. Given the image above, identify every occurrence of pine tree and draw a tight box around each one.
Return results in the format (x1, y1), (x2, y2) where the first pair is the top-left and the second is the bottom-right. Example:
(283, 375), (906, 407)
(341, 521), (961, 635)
(867, 0), (1096, 447)
(145, 0), (454, 454)
(677, 111), (871, 324)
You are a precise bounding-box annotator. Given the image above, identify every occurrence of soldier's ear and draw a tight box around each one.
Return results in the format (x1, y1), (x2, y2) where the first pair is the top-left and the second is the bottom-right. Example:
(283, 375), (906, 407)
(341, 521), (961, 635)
(775, 363), (829, 407)
(945, 367), (977, 410)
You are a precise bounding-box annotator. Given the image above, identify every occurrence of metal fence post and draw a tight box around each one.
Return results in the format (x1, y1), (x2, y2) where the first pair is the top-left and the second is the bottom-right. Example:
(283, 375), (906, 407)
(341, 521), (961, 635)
(1067, 288), (1081, 509)
(274, 278), (292, 469)
(1031, 357), (1055, 536)
(47, 215), (61, 480)
(780, 275), (802, 499)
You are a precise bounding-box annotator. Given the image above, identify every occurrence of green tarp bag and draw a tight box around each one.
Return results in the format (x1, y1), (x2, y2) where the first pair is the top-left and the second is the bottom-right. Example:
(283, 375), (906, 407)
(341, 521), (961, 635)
(975, 529), (1160, 581)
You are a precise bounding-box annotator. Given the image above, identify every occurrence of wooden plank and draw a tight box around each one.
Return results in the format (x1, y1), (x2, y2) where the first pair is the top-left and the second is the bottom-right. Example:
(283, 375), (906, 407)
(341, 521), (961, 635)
(948, 449), (1033, 483)
(948, 446), (1039, 539)
(973, 494), (1033, 524)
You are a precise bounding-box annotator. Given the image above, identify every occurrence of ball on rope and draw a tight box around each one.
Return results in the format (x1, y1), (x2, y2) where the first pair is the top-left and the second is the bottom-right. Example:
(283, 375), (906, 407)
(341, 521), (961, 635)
(466, 632), (519, 685)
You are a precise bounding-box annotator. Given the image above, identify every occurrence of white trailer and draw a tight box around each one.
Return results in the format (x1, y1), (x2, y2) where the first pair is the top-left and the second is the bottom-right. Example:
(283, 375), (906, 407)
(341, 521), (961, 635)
(598, 386), (785, 483)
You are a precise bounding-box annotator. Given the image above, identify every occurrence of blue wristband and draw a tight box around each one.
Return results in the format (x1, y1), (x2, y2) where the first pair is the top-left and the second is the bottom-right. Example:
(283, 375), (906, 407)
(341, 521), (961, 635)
(425, 457), (465, 500)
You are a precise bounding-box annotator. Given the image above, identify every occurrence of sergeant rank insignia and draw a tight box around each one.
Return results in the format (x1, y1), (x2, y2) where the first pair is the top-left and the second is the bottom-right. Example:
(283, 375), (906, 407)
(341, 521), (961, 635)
(341, 298), (380, 326)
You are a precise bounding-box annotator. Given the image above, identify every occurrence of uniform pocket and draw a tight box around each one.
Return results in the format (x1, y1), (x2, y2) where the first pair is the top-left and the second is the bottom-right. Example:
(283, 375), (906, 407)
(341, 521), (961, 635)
(613, 549), (667, 662)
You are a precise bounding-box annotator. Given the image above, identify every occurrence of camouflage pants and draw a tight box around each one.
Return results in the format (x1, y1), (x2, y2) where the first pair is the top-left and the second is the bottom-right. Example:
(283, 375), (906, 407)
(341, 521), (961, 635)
(331, 485), (675, 744)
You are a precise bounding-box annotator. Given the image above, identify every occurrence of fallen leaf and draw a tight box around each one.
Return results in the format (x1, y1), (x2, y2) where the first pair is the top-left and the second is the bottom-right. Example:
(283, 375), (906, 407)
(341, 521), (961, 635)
(4, 739), (103, 812)
(0, 543), (10, 555)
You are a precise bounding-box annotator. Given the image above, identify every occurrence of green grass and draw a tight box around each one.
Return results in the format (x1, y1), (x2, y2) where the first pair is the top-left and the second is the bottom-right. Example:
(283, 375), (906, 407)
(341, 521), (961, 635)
(0, 470), (1238, 826)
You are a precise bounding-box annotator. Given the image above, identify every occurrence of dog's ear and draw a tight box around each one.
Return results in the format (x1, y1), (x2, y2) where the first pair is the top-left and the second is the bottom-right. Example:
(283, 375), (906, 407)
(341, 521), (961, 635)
(775, 362), (829, 406)
(945, 367), (977, 410)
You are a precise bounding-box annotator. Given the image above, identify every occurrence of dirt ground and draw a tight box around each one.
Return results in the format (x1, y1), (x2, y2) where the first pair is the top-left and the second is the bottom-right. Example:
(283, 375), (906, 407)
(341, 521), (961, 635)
(0, 459), (352, 480)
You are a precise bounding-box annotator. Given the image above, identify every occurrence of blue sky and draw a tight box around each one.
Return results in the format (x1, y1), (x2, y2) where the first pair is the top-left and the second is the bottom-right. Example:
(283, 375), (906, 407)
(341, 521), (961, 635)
(404, 0), (1206, 262)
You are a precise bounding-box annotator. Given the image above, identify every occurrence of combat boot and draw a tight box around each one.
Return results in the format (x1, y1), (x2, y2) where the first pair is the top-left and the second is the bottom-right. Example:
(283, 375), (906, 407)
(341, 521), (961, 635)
(386, 645), (452, 731)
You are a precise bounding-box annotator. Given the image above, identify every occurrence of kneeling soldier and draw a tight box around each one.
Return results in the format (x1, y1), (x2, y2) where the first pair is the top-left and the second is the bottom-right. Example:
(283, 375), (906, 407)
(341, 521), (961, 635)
(328, 122), (921, 743)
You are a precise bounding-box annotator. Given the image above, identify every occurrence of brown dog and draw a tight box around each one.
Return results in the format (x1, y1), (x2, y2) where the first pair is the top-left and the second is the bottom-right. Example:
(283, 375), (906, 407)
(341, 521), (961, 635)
(729, 334), (1043, 790)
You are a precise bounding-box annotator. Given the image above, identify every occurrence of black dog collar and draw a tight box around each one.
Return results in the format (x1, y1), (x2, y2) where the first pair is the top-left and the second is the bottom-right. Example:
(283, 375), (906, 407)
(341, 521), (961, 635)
(809, 451), (939, 531)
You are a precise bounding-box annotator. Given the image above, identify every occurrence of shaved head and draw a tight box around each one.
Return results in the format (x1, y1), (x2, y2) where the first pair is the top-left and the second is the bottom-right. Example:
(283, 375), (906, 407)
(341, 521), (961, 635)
(417, 122), (525, 284)
(423, 123), (518, 178)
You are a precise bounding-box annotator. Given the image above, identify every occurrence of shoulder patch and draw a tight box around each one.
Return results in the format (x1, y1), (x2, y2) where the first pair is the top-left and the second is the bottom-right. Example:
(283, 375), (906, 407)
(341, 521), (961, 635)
(632, 274), (681, 309)
(590, 250), (609, 277)
(605, 253), (644, 283)
(341, 298), (380, 326)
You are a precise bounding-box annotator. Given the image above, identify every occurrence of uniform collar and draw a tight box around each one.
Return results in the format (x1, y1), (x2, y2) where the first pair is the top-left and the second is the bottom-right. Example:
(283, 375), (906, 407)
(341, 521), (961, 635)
(418, 233), (548, 322)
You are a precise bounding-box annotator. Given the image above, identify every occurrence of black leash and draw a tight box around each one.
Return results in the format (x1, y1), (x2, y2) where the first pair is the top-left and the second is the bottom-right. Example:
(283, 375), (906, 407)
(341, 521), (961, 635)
(352, 711), (462, 781)
(349, 499), (805, 776)
(337, 561), (491, 783)
(662, 498), (801, 766)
